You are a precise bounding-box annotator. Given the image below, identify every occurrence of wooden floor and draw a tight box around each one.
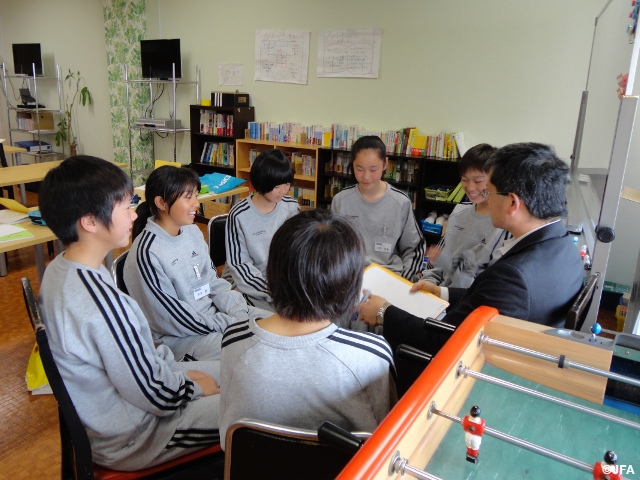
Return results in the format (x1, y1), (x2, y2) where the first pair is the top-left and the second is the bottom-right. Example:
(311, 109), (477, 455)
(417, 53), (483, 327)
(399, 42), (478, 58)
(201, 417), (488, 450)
(0, 189), (619, 477)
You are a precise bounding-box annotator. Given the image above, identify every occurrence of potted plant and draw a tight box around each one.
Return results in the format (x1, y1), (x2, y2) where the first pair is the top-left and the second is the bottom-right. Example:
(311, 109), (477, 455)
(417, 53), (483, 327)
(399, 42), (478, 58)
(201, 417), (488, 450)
(55, 70), (93, 156)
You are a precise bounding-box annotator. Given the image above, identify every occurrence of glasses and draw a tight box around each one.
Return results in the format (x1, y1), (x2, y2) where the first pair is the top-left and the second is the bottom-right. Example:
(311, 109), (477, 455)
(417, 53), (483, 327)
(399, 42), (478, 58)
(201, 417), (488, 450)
(480, 188), (510, 199)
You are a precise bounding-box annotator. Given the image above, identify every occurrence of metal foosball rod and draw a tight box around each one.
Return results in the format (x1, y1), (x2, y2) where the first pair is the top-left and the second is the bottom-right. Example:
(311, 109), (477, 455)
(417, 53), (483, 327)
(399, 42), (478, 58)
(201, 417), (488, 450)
(479, 333), (640, 389)
(429, 402), (598, 475)
(388, 451), (443, 480)
(457, 363), (640, 431)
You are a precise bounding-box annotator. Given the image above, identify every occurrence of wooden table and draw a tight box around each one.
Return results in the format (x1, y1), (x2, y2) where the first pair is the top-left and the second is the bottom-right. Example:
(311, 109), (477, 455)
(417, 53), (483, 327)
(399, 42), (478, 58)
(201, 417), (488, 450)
(0, 220), (60, 281)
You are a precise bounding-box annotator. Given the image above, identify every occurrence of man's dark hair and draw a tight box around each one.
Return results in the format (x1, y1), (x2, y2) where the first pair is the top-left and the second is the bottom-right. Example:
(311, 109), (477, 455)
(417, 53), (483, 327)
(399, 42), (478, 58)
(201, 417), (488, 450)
(40, 156), (133, 245)
(132, 166), (200, 240)
(250, 149), (294, 195)
(266, 209), (365, 322)
(458, 143), (497, 176)
(486, 142), (569, 219)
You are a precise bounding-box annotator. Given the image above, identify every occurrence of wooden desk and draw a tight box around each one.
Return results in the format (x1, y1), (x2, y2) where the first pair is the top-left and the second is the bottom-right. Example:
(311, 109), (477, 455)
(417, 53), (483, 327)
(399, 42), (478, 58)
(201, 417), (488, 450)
(3, 145), (27, 155)
(0, 220), (60, 281)
(0, 160), (63, 188)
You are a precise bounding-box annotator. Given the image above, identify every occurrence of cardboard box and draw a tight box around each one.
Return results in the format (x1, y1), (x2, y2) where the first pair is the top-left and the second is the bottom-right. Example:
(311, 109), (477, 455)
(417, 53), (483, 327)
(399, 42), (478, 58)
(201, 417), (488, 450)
(203, 200), (231, 218)
(32, 112), (55, 130)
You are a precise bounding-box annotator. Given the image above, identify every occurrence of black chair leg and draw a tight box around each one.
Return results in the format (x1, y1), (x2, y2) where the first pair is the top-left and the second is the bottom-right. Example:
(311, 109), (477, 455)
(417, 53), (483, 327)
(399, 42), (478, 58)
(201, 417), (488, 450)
(47, 241), (54, 257)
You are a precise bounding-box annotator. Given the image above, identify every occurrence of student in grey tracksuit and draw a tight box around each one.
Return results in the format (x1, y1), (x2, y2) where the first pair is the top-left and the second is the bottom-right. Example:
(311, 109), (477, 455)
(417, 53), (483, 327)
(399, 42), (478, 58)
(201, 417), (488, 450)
(223, 149), (300, 310)
(124, 166), (269, 366)
(331, 136), (425, 280)
(219, 210), (397, 449)
(39, 156), (220, 471)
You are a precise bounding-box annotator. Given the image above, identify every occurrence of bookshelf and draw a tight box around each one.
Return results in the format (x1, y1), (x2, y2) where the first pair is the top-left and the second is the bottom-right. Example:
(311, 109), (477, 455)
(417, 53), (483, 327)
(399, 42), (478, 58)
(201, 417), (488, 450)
(235, 138), (320, 208)
(190, 105), (254, 177)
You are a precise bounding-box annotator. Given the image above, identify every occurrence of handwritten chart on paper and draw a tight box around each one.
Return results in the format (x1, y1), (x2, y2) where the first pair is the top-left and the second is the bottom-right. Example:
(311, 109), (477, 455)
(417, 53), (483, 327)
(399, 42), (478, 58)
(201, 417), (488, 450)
(255, 30), (310, 84)
(219, 63), (243, 86)
(317, 28), (381, 78)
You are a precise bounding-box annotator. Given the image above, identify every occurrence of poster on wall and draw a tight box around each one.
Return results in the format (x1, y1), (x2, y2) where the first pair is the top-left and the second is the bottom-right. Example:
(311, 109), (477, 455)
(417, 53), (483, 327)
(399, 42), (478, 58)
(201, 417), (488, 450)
(219, 63), (243, 86)
(317, 28), (381, 78)
(254, 30), (310, 84)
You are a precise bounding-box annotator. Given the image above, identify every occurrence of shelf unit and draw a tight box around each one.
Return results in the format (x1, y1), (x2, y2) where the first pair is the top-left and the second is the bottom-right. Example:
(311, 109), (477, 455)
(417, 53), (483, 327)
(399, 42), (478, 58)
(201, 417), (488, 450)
(235, 138), (320, 207)
(189, 105), (254, 177)
(1, 63), (65, 164)
(124, 64), (198, 176)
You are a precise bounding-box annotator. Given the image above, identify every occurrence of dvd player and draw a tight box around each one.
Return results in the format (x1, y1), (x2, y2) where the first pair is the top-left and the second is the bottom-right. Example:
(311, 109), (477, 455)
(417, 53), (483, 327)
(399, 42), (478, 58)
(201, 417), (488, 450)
(134, 118), (182, 129)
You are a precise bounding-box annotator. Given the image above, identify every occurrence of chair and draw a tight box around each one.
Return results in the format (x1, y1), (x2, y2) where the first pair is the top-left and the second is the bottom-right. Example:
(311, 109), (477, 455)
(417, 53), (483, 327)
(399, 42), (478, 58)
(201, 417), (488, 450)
(207, 214), (228, 275)
(111, 250), (129, 295)
(154, 160), (182, 170)
(224, 419), (369, 480)
(21, 277), (224, 480)
(565, 272), (601, 331)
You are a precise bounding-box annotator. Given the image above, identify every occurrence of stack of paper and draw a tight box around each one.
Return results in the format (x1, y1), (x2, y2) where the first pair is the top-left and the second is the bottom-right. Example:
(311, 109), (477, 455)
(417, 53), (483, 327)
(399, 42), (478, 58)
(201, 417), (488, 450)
(0, 224), (34, 243)
(0, 198), (31, 224)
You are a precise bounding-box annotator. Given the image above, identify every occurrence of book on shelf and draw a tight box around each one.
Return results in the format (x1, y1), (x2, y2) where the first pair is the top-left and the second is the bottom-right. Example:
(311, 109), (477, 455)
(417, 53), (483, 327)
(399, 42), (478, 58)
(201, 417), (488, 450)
(361, 263), (448, 320)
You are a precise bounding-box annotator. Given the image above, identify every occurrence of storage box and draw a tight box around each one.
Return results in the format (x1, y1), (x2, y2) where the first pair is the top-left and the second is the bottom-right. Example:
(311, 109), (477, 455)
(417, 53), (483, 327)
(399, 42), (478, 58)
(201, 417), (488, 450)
(421, 219), (443, 235)
(32, 112), (55, 130)
(203, 200), (231, 218)
(424, 184), (453, 201)
(211, 92), (250, 108)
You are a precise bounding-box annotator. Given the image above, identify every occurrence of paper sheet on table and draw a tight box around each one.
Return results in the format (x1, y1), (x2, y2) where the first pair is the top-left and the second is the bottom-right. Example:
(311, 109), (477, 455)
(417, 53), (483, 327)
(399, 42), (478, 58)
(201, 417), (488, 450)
(0, 198), (30, 213)
(362, 263), (449, 319)
(0, 224), (33, 242)
(0, 209), (29, 224)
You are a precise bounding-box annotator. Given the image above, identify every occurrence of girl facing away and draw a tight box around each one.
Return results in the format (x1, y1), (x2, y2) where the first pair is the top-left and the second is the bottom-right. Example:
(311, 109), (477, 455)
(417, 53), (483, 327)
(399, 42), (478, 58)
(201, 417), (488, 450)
(123, 166), (269, 365)
(420, 143), (511, 288)
(223, 149), (300, 310)
(331, 135), (426, 280)
(218, 209), (397, 450)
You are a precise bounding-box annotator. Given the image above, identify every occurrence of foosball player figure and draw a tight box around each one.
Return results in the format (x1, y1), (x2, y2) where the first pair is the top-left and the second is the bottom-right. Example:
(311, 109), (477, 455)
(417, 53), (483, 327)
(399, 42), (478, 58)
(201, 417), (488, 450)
(462, 405), (485, 464)
(593, 451), (622, 480)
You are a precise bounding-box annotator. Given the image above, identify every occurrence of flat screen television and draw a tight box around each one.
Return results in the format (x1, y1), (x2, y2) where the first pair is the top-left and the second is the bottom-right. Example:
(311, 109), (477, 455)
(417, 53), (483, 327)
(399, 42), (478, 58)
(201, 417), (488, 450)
(12, 43), (43, 76)
(140, 39), (182, 79)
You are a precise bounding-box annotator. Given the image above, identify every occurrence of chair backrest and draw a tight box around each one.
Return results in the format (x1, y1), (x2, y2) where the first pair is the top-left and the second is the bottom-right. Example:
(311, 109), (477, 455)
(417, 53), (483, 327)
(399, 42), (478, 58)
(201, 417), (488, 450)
(154, 159), (182, 169)
(565, 272), (601, 331)
(224, 419), (369, 480)
(21, 277), (95, 479)
(111, 250), (129, 295)
(207, 214), (228, 268)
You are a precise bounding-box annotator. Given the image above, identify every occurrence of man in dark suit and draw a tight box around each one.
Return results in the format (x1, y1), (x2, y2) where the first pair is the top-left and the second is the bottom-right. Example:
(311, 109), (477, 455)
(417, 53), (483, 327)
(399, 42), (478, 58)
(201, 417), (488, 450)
(360, 142), (584, 356)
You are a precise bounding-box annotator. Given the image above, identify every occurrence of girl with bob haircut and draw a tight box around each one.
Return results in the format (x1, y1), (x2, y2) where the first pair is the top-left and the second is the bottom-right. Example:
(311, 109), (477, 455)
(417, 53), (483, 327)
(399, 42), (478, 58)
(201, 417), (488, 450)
(331, 135), (426, 280)
(124, 166), (267, 365)
(223, 148), (300, 309)
(218, 209), (397, 450)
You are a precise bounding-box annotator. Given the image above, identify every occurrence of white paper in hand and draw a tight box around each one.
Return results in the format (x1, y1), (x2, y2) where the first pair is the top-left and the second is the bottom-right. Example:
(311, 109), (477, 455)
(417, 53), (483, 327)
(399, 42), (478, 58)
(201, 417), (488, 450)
(362, 263), (448, 319)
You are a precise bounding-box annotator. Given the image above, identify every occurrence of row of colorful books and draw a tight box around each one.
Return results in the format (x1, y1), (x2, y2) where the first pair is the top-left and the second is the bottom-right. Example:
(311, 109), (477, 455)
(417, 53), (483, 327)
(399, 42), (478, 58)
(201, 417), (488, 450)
(245, 120), (463, 160)
(199, 142), (234, 166)
(199, 109), (234, 136)
(288, 187), (315, 207)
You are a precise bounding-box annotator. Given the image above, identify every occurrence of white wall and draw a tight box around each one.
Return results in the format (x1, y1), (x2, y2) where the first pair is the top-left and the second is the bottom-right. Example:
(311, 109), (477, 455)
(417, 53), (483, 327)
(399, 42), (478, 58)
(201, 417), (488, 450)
(146, 0), (603, 164)
(0, 0), (112, 160)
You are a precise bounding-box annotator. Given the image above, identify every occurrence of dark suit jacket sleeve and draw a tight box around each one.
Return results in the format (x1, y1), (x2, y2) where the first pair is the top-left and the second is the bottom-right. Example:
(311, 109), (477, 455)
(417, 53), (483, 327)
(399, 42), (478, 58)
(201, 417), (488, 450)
(383, 305), (455, 356)
(442, 261), (530, 326)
